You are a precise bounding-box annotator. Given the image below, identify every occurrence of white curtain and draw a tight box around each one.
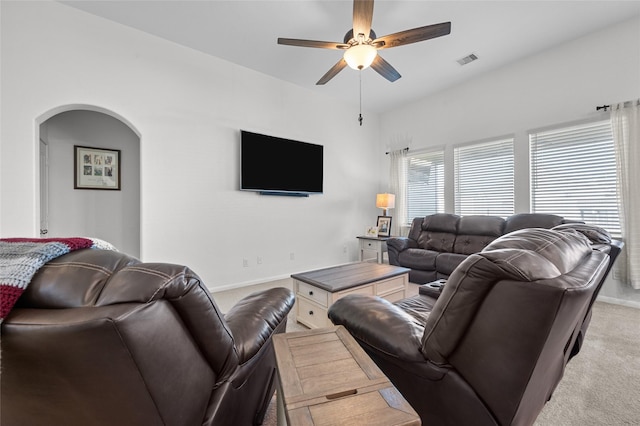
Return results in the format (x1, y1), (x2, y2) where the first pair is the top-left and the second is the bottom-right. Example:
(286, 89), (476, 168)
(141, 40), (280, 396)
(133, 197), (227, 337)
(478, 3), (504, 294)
(389, 149), (407, 236)
(611, 99), (640, 289)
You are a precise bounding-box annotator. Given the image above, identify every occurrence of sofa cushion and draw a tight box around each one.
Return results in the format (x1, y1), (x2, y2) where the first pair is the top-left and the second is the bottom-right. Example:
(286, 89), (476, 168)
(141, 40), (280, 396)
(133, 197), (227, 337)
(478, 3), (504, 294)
(419, 232), (456, 252)
(421, 213), (460, 233)
(453, 235), (500, 255)
(451, 216), (504, 255)
(21, 249), (140, 309)
(410, 269), (438, 285)
(552, 223), (612, 244)
(398, 248), (438, 271)
(504, 213), (565, 234)
(435, 253), (468, 276)
(418, 214), (459, 252)
(483, 227), (593, 276)
(457, 215), (505, 237)
(407, 217), (424, 241)
(394, 294), (437, 326)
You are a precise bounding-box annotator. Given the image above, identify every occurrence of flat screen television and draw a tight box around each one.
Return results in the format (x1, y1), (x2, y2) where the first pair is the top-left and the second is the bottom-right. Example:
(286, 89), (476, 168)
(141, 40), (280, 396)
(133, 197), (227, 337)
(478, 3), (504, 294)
(240, 130), (323, 196)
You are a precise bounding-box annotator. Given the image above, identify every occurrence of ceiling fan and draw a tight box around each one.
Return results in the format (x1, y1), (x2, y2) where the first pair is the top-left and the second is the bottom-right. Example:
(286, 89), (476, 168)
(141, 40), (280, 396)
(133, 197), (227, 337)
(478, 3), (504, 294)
(277, 0), (451, 85)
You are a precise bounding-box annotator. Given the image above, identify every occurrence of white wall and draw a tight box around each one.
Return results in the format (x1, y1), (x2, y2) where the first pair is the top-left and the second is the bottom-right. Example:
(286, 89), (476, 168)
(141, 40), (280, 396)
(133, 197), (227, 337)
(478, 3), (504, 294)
(40, 110), (141, 257)
(0, 0), (384, 290)
(380, 16), (640, 305)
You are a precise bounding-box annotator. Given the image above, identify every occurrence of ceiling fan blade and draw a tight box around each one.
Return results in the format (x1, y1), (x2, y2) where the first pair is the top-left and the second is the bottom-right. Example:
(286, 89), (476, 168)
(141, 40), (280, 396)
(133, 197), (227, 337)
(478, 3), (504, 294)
(352, 0), (374, 40)
(370, 55), (401, 82)
(278, 38), (349, 50)
(374, 22), (451, 49)
(316, 58), (348, 85)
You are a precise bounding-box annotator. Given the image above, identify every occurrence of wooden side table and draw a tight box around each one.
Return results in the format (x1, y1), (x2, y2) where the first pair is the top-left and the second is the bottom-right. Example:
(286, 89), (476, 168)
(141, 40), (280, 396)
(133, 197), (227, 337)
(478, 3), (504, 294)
(273, 326), (420, 425)
(357, 236), (389, 263)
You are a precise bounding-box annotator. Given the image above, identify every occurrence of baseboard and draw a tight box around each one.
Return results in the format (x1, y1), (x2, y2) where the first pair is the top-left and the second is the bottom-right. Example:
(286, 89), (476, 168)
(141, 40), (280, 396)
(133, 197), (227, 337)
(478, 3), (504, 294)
(209, 274), (292, 294)
(596, 295), (640, 310)
(208, 261), (360, 293)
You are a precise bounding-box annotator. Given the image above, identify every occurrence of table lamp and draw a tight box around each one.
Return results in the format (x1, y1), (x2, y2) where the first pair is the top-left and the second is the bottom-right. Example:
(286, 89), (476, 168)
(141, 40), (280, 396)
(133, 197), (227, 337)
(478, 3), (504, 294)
(376, 193), (395, 216)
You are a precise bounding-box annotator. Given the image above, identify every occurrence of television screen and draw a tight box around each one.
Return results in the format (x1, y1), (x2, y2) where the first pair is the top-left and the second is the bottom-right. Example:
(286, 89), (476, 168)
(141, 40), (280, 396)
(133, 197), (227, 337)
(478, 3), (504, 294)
(241, 130), (323, 195)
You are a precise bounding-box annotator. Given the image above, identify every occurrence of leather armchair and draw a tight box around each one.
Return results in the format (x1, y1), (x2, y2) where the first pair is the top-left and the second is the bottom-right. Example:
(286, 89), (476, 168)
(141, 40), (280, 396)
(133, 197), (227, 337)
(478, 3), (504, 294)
(328, 227), (610, 426)
(1, 249), (295, 426)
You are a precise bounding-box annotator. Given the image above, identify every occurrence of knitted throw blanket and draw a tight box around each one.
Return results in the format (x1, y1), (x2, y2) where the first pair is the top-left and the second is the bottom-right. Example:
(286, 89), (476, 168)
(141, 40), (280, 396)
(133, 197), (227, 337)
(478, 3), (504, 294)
(0, 237), (116, 323)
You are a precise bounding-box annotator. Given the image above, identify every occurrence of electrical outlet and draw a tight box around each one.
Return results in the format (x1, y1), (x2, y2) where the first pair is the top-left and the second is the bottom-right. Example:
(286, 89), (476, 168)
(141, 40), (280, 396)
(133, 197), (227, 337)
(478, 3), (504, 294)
(343, 245), (348, 254)
(257, 256), (262, 265)
(612, 269), (621, 280)
(243, 258), (249, 267)
(290, 253), (295, 261)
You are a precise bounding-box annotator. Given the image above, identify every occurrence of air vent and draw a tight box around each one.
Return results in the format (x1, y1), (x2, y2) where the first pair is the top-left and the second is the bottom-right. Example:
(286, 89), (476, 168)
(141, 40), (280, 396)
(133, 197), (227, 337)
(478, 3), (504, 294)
(457, 53), (478, 66)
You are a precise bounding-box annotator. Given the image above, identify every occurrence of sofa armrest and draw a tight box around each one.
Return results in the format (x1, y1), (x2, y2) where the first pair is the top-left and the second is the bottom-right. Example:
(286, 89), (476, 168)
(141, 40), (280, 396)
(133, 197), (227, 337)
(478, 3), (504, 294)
(328, 294), (425, 363)
(387, 237), (415, 252)
(225, 287), (295, 363)
(387, 237), (417, 265)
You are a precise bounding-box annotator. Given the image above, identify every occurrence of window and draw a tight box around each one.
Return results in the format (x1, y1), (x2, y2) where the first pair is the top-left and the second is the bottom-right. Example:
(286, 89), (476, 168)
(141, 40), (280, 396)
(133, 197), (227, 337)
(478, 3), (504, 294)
(454, 137), (514, 217)
(530, 120), (620, 236)
(405, 150), (445, 224)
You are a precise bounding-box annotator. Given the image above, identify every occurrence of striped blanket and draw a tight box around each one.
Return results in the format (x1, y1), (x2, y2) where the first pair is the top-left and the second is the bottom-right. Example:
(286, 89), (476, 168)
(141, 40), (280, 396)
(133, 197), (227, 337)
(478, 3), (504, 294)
(0, 237), (116, 322)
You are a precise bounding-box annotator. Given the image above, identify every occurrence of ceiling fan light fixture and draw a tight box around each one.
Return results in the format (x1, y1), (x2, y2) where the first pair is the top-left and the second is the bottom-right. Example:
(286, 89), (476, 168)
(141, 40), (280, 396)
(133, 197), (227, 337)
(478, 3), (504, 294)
(343, 44), (377, 70)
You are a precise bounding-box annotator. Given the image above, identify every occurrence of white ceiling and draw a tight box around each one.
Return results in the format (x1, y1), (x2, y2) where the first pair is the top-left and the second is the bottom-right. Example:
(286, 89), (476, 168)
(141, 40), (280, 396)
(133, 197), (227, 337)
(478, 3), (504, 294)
(60, 1), (640, 113)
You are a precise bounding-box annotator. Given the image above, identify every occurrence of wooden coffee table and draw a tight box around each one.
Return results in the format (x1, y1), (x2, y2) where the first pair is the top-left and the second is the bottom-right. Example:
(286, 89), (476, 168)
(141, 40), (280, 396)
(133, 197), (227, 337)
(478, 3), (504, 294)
(291, 263), (410, 329)
(273, 325), (420, 425)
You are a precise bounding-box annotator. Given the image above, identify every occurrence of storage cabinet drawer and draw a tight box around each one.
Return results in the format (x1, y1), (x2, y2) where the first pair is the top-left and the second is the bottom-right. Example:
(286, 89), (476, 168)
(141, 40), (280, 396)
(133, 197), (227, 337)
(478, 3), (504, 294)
(381, 289), (406, 304)
(376, 276), (406, 296)
(296, 297), (330, 329)
(296, 281), (329, 307)
(362, 241), (378, 249)
(333, 283), (374, 302)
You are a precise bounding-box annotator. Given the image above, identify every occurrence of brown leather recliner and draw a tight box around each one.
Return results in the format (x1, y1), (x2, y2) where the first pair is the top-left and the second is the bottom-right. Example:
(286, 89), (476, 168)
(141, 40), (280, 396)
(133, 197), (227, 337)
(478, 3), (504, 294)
(1, 249), (295, 426)
(328, 227), (611, 426)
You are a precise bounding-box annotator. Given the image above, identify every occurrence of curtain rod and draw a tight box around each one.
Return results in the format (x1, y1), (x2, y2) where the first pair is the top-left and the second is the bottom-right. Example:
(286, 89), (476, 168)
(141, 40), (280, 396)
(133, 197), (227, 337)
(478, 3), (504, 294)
(385, 147), (409, 155)
(598, 100), (640, 112)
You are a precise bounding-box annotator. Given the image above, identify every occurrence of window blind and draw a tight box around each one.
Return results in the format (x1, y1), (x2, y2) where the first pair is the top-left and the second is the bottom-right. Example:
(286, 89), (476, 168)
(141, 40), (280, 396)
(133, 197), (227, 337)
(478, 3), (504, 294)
(405, 150), (445, 224)
(454, 138), (514, 217)
(530, 120), (620, 236)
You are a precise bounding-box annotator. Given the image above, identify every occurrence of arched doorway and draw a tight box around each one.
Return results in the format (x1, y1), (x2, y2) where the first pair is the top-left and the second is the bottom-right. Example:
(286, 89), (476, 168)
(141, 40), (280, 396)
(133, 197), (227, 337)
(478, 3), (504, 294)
(37, 105), (141, 258)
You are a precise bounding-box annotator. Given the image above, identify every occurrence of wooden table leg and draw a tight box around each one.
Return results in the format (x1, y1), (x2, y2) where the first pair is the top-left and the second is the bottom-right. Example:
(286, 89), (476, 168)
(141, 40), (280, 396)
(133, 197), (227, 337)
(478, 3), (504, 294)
(276, 386), (287, 426)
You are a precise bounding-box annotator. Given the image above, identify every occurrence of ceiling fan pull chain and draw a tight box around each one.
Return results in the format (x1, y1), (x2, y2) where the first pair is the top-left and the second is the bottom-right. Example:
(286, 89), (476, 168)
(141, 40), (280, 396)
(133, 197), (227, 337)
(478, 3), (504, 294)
(358, 70), (364, 126)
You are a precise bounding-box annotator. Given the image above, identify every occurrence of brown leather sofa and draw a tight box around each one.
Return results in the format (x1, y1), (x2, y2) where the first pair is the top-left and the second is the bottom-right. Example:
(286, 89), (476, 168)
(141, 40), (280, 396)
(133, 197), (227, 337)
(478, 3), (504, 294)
(387, 213), (575, 284)
(1, 249), (295, 426)
(329, 227), (612, 426)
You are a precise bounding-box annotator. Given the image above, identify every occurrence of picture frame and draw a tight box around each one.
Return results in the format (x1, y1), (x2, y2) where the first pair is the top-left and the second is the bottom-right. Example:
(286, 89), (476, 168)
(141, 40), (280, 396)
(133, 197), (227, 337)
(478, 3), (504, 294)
(377, 216), (392, 237)
(74, 145), (121, 190)
(366, 226), (379, 237)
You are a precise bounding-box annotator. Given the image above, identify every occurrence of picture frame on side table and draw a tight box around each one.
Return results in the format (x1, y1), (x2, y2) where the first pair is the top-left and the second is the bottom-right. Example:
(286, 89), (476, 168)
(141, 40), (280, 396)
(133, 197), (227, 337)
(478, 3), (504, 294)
(74, 145), (121, 190)
(366, 226), (379, 237)
(377, 216), (392, 237)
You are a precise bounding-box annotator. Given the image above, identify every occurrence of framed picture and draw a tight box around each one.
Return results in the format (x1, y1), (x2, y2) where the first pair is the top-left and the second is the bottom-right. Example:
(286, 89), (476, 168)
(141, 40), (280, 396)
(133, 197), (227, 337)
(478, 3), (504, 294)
(74, 146), (121, 190)
(377, 216), (392, 237)
(366, 226), (379, 237)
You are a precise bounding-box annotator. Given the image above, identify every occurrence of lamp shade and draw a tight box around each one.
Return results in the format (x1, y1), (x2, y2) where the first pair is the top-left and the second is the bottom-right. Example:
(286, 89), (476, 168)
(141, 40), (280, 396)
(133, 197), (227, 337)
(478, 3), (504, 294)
(343, 44), (377, 70)
(376, 193), (396, 210)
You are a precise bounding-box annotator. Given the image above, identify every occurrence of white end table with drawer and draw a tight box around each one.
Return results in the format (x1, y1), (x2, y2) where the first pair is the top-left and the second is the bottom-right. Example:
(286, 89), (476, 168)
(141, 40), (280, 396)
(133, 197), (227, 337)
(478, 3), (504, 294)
(356, 236), (389, 263)
(291, 263), (410, 329)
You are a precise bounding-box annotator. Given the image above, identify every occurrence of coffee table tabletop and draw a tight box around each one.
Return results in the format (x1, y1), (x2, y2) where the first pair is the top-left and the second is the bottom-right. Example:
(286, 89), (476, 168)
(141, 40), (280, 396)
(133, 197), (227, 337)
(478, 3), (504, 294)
(273, 325), (420, 425)
(291, 263), (410, 293)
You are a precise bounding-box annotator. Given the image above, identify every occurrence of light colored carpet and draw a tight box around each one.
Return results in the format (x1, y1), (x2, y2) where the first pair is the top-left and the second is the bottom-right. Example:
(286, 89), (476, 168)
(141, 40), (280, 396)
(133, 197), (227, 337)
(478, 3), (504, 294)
(264, 301), (640, 425)
(534, 301), (640, 425)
